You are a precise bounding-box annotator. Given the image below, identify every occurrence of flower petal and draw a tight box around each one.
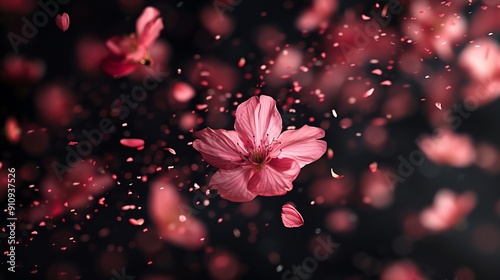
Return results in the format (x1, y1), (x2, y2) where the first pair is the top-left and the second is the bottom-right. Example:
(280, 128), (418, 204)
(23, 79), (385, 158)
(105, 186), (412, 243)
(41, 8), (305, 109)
(193, 128), (245, 169)
(210, 168), (256, 202)
(101, 55), (138, 78)
(136, 7), (164, 49)
(105, 36), (127, 56)
(234, 95), (282, 148)
(136, 7), (161, 38)
(281, 203), (304, 228)
(272, 125), (327, 167)
(55, 13), (70, 32)
(247, 158), (300, 196)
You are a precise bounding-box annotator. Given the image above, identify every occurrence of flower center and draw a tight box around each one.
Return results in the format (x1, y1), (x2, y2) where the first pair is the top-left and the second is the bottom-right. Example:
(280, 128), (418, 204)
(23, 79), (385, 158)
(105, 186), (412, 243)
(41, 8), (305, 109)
(249, 151), (266, 171)
(237, 136), (282, 172)
(250, 152), (265, 165)
(140, 53), (153, 66)
(126, 33), (153, 66)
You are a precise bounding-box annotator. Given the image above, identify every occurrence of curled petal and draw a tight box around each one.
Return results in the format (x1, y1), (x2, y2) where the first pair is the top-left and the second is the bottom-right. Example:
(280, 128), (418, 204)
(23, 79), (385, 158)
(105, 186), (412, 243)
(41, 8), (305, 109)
(55, 13), (70, 32)
(193, 128), (245, 169)
(281, 203), (304, 228)
(139, 17), (164, 50)
(210, 168), (256, 202)
(234, 95), (283, 148)
(136, 7), (164, 49)
(272, 125), (327, 167)
(247, 158), (300, 196)
(136, 7), (161, 38)
(101, 55), (138, 78)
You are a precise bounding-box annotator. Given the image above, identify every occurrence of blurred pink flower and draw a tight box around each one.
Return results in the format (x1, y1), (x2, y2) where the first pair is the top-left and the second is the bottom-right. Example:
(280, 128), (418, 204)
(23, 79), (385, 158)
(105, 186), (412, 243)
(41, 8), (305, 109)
(420, 189), (476, 232)
(101, 6), (164, 78)
(149, 176), (208, 250)
(55, 13), (70, 32)
(459, 39), (500, 106)
(418, 129), (476, 167)
(281, 203), (304, 228)
(193, 95), (327, 202)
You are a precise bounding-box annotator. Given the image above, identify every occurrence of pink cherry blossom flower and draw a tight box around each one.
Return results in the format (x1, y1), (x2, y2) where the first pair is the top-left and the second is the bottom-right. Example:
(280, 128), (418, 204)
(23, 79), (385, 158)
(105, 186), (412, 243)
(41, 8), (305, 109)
(101, 6), (164, 78)
(193, 95), (327, 202)
(420, 189), (476, 232)
(55, 13), (70, 32)
(281, 203), (304, 228)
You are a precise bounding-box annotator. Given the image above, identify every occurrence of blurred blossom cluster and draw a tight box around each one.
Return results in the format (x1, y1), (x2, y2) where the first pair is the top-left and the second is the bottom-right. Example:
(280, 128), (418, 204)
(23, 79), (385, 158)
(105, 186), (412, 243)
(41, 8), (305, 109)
(1, 0), (500, 279)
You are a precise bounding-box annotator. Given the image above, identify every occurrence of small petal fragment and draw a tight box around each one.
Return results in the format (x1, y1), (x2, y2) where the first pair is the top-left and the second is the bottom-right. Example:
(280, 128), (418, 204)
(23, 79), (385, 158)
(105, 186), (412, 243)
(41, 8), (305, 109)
(330, 168), (344, 179)
(363, 88), (374, 98)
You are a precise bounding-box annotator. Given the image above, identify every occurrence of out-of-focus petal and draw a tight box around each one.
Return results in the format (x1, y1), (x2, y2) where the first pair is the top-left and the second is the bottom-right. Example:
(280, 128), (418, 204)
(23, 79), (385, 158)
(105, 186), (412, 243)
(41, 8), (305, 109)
(193, 128), (245, 169)
(247, 158), (300, 196)
(272, 125), (326, 167)
(234, 95), (283, 148)
(105, 36), (127, 56)
(149, 177), (207, 250)
(136, 6), (161, 38)
(5, 117), (21, 144)
(209, 168), (256, 202)
(139, 17), (164, 49)
(281, 203), (304, 228)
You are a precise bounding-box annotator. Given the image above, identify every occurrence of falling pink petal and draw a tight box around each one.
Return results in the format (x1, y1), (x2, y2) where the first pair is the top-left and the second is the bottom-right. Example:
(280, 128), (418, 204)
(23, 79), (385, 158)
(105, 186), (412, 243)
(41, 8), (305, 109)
(380, 80), (392, 86)
(363, 88), (375, 98)
(129, 218), (145, 226)
(120, 138), (145, 148)
(281, 203), (304, 228)
(172, 81), (195, 103)
(238, 57), (246, 67)
(165, 147), (176, 155)
(5, 117), (21, 143)
(330, 168), (344, 179)
(435, 102), (442, 110)
(55, 13), (70, 32)
(369, 162), (378, 173)
(361, 14), (371, 20)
